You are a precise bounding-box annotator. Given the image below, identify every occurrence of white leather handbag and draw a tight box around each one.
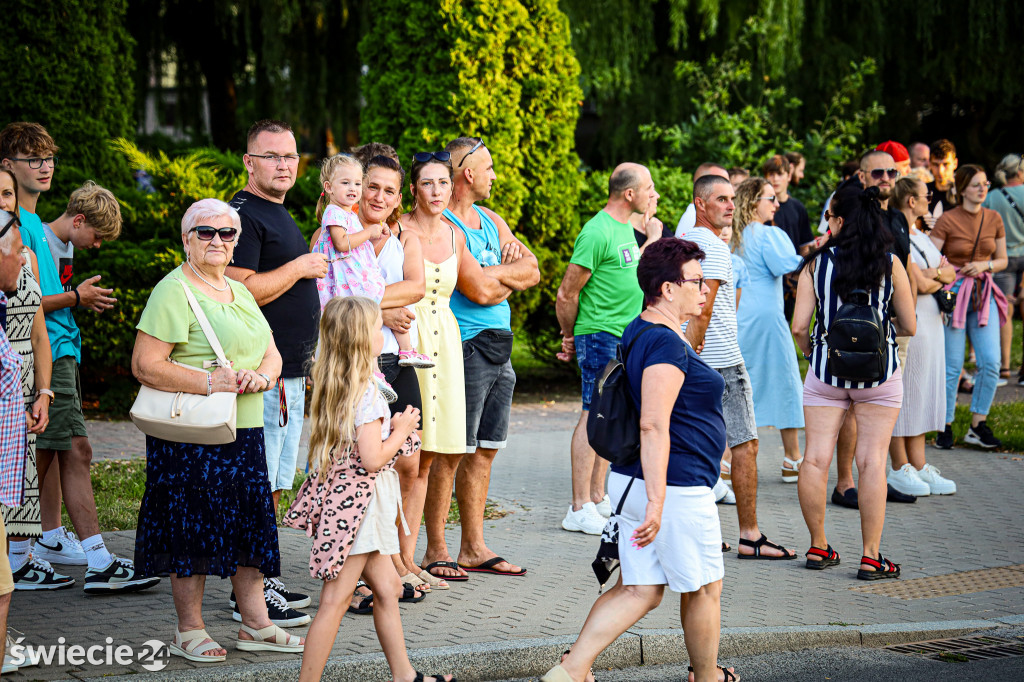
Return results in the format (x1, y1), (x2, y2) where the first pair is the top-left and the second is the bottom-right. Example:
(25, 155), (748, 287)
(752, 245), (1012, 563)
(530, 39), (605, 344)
(130, 278), (238, 445)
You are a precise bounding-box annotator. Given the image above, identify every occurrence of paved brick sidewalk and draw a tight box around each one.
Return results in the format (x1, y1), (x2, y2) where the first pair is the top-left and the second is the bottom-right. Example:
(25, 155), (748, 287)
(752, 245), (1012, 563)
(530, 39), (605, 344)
(8, 400), (1024, 680)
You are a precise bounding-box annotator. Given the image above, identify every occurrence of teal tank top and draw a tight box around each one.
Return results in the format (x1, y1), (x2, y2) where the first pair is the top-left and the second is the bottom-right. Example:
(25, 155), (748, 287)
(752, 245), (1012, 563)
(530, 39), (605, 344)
(445, 206), (512, 341)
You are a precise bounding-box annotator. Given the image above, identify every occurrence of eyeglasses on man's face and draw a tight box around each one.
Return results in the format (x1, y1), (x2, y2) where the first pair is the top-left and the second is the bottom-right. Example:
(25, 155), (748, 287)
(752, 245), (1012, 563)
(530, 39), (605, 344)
(868, 168), (898, 180)
(247, 153), (301, 165)
(8, 156), (58, 170)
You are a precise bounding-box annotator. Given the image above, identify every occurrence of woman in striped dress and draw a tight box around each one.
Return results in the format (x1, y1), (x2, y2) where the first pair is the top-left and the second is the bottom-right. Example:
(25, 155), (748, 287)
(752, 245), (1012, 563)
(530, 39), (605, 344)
(791, 186), (916, 581)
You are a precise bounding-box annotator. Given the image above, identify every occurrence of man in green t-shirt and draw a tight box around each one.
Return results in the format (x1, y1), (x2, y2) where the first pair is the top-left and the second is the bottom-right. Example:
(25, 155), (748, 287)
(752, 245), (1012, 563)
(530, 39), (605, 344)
(555, 163), (654, 535)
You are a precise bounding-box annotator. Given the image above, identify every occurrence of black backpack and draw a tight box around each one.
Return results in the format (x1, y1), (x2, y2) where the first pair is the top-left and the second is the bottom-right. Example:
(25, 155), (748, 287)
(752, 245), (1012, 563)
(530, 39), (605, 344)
(826, 288), (886, 383)
(587, 323), (669, 466)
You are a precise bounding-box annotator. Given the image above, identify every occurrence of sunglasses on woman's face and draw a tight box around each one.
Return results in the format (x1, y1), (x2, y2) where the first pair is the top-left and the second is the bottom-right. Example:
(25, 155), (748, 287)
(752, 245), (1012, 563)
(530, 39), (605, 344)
(413, 151), (451, 164)
(189, 226), (238, 242)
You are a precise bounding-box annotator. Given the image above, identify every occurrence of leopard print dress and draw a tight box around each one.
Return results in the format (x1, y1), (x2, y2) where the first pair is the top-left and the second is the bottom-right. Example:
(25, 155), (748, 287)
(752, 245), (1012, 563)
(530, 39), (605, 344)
(283, 381), (419, 581)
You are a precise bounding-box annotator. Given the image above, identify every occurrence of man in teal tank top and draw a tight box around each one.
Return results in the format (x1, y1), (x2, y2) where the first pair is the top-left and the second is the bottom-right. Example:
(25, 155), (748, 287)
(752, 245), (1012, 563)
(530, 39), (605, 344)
(423, 137), (539, 579)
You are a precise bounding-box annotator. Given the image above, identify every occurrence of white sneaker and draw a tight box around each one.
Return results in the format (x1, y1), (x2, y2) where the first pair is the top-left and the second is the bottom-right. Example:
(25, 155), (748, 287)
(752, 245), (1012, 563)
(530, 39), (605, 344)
(916, 464), (956, 495)
(595, 494), (612, 518)
(562, 503), (605, 535)
(713, 477), (729, 502)
(720, 487), (736, 505)
(887, 463), (931, 497)
(31, 527), (87, 565)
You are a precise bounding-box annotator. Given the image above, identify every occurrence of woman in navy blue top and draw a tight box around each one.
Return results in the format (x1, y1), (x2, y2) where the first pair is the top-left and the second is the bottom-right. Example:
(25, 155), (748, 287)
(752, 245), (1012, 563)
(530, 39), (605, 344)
(792, 186), (916, 582)
(545, 239), (737, 682)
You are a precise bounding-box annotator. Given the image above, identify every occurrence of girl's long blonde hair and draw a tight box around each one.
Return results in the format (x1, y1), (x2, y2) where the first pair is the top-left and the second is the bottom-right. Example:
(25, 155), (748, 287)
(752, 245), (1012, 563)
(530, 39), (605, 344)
(731, 176), (771, 254)
(315, 154), (364, 224)
(307, 296), (379, 479)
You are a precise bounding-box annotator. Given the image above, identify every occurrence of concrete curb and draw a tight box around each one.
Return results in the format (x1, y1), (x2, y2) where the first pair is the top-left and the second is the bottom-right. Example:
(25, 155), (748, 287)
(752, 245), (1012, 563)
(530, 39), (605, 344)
(78, 617), (1007, 682)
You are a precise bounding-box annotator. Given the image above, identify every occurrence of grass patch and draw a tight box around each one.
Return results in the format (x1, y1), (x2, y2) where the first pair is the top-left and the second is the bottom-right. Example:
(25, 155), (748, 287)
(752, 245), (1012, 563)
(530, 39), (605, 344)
(447, 495), (510, 525)
(511, 340), (577, 401)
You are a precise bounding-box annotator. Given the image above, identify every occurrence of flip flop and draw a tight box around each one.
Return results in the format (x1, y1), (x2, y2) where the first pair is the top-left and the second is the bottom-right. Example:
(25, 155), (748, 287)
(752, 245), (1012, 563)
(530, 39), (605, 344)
(423, 561), (469, 581)
(458, 556), (526, 576)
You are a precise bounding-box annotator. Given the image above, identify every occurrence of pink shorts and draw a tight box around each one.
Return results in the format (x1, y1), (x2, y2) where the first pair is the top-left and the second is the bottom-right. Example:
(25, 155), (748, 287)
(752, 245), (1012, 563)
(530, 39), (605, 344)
(802, 368), (903, 410)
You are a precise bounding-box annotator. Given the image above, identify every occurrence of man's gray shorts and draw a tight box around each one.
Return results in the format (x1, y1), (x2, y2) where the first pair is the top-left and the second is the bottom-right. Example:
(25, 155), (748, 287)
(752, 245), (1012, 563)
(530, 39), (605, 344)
(463, 332), (516, 452)
(717, 363), (758, 448)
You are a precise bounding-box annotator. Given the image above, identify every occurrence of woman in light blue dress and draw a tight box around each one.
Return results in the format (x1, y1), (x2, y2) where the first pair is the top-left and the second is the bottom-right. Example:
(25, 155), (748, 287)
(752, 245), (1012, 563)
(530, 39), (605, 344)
(732, 177), (806, 482)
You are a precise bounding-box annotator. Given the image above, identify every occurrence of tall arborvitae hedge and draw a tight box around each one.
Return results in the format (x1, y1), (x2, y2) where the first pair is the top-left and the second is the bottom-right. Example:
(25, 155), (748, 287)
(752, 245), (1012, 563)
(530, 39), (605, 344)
(359, 0), (582, 357)
(0, 0), (135, 215)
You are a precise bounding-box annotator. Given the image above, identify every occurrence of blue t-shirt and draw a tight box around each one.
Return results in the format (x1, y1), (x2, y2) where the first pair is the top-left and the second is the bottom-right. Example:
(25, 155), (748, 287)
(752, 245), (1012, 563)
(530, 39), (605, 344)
(19, 208), (81, 363)
(610, 317), (726, 488)
(445, 206), (511, 342)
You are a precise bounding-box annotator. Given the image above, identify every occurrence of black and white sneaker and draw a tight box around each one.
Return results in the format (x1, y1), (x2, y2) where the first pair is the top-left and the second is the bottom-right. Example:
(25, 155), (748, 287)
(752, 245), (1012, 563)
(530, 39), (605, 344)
(31, 527), (87, 565)
(12, 555), (75, 590)
(83, 555), (161, 594)
(229, 578), (311, 609)
(964, 421), (1001, 449)
(935, 425), (954, 450)
(232, 587), (311, 627)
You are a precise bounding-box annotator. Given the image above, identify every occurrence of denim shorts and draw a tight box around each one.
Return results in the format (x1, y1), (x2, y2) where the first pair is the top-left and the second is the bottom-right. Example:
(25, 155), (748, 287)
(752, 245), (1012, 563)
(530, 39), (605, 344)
(994, 255), (1024, 298)
(576, 331), (620, 411)
(463, 331), (516, 451)
(262, 377), (305, 492)
(717, 363), (758, 448)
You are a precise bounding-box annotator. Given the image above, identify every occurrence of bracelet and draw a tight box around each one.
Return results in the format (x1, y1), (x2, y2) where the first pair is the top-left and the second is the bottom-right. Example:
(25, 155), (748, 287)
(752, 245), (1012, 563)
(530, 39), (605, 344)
(257, 372), (272, 390)
(206, 373), (213, 396)
(36, 388), (54, 403)
(73, 289), (81, 308)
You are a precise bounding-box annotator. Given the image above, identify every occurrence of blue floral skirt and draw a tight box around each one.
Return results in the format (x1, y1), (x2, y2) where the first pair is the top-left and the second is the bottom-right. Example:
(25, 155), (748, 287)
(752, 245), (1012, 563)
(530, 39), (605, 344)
(134, 427), (281, 579)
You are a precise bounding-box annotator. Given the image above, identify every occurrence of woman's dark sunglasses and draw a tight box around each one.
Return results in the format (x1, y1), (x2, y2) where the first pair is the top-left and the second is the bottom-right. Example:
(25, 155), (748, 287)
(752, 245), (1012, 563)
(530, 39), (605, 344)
(189, 226), (238, 242)
(413, 151), (451, 164)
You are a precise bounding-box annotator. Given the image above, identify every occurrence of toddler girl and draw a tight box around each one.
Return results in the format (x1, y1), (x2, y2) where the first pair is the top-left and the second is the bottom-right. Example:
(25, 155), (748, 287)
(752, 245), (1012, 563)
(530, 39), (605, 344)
(313, 154), (433, 368)
(283, 297), (455, 682)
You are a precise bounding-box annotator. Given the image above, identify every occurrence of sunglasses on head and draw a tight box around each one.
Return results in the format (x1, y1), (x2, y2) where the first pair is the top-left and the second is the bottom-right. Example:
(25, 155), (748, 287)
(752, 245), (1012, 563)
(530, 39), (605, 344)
(0, 211), (20, 241)
(189, 226), (238, 242)
(869, 168), (898, 180)
(413, 151), (451, 164)
(457, 138), (485, 167)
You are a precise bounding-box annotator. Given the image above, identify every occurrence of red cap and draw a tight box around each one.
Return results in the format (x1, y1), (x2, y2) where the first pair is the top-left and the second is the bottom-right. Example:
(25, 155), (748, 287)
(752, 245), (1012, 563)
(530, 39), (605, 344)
(875, 140), (909, 163)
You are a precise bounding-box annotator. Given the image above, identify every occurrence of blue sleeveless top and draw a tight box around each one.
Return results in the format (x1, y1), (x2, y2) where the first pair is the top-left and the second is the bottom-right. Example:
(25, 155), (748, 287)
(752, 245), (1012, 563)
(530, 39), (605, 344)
(445, 206), (511, 342)
(810, 247), (899, 389)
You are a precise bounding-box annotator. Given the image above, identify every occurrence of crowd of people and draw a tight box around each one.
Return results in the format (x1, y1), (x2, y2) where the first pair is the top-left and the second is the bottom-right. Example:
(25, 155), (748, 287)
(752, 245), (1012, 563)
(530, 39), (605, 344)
(0, 116), (1018, 682)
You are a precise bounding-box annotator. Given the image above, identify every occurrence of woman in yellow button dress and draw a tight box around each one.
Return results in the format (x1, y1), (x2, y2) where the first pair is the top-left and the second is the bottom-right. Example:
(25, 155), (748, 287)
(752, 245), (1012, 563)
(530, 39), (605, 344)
(401, 152), (508, 582)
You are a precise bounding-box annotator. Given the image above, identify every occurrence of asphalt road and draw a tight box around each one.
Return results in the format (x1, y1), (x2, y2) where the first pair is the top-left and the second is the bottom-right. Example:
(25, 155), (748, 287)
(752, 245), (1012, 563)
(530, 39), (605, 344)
(491, 625), (1024, 681)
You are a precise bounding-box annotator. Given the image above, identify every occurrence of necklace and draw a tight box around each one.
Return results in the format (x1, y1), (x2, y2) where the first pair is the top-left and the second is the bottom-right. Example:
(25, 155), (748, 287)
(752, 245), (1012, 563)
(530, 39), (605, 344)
(649, 304), (679, 328)
(187, 260), (229, 292)
(415, 213), (446, 245)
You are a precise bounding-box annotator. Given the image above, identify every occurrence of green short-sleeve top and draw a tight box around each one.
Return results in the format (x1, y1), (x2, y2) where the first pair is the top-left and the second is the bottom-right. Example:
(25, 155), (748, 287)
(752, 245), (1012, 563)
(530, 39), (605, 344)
(136, 267), (273, 429)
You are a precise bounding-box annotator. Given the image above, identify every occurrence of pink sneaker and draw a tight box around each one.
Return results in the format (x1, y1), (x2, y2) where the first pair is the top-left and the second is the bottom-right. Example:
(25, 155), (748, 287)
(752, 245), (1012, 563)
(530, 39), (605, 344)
(398, 350), (435, 368)
(373, 371), (398, 403)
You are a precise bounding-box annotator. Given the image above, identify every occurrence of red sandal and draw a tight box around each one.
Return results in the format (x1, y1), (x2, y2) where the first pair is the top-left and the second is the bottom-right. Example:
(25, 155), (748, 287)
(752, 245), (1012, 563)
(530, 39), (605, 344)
(804, 545), (840, 570)
(857, 554), (900, 580)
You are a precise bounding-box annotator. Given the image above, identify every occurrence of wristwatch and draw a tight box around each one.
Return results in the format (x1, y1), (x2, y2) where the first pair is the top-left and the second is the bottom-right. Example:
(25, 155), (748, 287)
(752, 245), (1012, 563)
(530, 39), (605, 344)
(257, 372), (273, 389)
(988, 260), (994, 272)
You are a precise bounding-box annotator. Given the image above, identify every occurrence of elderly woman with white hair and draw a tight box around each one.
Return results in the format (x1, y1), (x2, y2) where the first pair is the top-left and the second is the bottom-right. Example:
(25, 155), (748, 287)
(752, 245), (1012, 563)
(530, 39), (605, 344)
(131, 198), (302, 662)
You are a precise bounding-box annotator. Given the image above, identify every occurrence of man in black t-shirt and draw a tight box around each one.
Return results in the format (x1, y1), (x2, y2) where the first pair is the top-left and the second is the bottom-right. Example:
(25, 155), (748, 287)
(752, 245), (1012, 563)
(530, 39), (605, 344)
(927, 138), (959, 214)
(226, 119), (326, 626)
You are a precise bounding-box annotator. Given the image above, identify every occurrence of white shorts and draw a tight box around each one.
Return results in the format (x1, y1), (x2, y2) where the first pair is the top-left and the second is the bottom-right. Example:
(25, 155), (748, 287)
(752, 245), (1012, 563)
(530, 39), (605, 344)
(350, 468), (402, 556)
(609, 472), (724, 593)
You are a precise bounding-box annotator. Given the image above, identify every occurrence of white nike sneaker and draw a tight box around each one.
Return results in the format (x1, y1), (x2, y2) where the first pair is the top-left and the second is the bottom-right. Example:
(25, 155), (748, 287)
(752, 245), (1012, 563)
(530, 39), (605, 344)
(561, 503), (605, 535)
(31, 527), (87, 565)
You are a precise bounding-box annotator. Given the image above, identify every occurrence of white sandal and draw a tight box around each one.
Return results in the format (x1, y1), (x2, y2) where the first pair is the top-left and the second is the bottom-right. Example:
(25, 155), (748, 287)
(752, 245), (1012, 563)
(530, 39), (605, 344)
(169, 628), (226, 663)
(781, 456), (803, 483)
(236, 623), (304, 653)
(720, 459), (732, 485)
(418, 569), (449, 590)
(400, 572), (430, 593)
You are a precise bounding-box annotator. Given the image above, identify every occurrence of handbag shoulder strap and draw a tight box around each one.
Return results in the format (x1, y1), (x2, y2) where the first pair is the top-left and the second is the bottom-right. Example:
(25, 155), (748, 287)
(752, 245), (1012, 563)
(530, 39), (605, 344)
(1000, 188), (1024, 222)
(968, 210), (986, 263)
(177, 277), (231, 368)
(909, 238), (934, 268)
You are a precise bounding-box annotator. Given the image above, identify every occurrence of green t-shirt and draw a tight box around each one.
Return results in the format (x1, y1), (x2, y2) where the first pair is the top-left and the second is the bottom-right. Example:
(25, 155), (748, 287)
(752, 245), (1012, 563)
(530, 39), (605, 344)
(136, 268), (273, 429)
(570, 210), (643, 336)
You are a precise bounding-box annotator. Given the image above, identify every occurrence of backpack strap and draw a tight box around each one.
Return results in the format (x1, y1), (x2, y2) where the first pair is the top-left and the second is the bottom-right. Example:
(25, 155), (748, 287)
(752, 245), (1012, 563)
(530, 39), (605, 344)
(622, 322), (672, 362)
(1000, 189), (1024, 222)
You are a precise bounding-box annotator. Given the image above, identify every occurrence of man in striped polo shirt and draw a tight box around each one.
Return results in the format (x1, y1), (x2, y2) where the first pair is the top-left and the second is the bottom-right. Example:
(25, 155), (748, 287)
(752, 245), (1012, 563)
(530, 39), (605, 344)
(680, 175), (796, 560)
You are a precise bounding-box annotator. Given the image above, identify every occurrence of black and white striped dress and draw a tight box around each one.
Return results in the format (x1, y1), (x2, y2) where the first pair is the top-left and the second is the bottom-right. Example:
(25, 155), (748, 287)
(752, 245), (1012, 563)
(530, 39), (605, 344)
(809, 247), (899, 389)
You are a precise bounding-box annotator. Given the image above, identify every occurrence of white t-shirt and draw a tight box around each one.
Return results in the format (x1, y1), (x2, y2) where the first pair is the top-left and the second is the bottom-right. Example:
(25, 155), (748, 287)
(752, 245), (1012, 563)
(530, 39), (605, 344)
(377, 234), (416, 356)
(677, 225), (743, 369)
(675, 203), (696, 237)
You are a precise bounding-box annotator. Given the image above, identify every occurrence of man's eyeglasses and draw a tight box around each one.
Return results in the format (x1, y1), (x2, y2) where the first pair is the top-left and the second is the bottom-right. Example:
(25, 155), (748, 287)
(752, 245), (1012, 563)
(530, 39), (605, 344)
(0, 211), (20, 241)
(457, 138), (485, 168)
(675, 277), (705, 289)
(413, 151), (452, 164)
(8, 156), (57, 170)
(246, 153), (301, 165)
(189, 226), (238, 242)
(869, 168), (898, 180)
